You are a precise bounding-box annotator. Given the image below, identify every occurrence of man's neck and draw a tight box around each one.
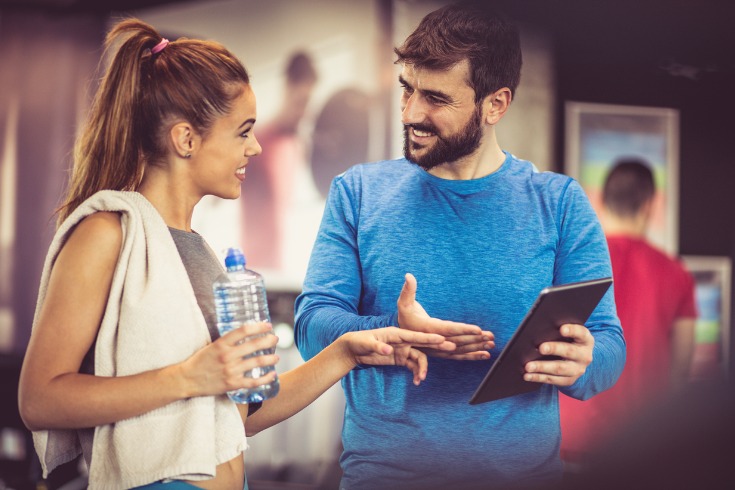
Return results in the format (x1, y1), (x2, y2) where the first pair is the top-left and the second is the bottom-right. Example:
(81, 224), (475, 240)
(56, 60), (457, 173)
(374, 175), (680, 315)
(602, 211), (648, 238)
(428, 139), (505, 181)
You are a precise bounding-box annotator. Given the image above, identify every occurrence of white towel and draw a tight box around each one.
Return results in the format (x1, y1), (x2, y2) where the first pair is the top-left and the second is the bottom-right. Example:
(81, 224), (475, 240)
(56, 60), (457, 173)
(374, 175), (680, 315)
(31, 190), (246, 489)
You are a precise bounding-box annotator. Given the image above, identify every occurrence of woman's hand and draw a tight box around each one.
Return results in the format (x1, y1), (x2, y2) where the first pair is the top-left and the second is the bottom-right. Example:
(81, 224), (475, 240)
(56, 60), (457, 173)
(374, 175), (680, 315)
(179, 322), (279, 397)
(340, 327), (454, 385)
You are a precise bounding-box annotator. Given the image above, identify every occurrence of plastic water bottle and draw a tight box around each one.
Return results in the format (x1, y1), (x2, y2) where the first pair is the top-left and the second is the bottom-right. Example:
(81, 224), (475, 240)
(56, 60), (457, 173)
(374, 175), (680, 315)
(213, 247), (280, 403)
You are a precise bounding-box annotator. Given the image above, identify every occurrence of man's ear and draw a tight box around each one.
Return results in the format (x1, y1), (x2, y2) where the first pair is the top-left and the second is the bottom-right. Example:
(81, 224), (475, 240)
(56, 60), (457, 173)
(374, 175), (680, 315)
(640, 197), (654, 222)
(483, 87), (512, 125)
(170, 122), (194, 158)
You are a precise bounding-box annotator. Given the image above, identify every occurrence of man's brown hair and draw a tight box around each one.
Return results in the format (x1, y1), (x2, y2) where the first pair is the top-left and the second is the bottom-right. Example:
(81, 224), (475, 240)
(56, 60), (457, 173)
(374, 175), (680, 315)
(394, 0), (522, 103)
(603, 158), (656, 218)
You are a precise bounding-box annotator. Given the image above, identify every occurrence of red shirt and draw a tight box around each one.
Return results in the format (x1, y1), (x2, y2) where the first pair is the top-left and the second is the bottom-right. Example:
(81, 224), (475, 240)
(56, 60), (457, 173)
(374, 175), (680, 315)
(558, 235), (697, 462)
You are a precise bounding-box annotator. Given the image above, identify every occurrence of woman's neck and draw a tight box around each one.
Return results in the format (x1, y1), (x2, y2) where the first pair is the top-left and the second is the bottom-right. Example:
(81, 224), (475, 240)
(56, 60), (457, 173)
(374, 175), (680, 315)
(137, 167), (199, 231)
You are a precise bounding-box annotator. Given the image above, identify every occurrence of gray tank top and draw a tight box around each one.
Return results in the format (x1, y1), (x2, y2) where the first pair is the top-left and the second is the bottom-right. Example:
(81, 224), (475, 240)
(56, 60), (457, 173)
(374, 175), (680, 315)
(168, 227), (223, 341)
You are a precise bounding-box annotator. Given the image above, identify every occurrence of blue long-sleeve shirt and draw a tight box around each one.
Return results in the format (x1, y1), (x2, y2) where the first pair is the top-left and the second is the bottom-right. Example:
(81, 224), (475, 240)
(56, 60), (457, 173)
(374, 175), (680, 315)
(295, 153), (625, 489)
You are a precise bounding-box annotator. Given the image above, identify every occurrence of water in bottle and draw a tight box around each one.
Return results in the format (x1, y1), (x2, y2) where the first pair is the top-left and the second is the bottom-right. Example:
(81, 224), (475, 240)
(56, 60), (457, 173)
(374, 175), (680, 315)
(213, 247), (280, 403)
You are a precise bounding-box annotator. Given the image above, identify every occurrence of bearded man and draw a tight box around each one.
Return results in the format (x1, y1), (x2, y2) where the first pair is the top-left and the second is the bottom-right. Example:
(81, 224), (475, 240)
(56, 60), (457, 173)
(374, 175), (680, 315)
(294, 2), (625, 489)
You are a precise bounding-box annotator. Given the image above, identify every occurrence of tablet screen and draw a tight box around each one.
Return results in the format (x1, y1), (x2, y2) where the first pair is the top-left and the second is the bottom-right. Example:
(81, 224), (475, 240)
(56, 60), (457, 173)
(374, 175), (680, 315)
(469, 277), (613, 405)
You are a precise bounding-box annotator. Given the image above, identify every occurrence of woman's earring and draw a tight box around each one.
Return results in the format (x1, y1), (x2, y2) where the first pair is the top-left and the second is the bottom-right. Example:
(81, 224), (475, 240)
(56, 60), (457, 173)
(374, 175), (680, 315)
(185, 153), (191, 158)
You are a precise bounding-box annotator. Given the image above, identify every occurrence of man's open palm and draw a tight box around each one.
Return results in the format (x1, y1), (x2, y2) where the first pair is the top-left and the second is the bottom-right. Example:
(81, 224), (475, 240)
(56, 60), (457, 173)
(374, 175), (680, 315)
(397, 273), (494, 360)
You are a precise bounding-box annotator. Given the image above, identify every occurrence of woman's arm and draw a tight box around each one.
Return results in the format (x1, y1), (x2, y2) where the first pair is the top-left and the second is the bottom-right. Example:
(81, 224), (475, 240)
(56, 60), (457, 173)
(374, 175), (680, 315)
(18, 212), (278, 431)
(244, 327), (451, 436)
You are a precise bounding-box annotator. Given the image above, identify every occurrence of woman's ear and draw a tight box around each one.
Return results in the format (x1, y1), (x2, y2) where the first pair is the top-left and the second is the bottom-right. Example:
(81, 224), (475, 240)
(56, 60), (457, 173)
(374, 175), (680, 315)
(170, 122), (194, 158)
(483, 87), (512, 126)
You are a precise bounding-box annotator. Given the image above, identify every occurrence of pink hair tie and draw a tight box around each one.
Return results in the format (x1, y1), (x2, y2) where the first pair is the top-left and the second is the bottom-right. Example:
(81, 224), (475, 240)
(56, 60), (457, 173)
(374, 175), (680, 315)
(151, 38), (169, 55)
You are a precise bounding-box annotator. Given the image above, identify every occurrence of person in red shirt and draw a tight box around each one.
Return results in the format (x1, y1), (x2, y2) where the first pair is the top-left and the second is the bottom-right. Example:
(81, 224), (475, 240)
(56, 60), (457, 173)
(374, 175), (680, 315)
(559, 158), (697, 468)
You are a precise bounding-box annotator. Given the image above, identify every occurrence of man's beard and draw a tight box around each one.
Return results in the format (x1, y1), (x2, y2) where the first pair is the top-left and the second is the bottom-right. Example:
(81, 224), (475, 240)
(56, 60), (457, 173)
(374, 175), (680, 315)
(403, 104), (483, 171)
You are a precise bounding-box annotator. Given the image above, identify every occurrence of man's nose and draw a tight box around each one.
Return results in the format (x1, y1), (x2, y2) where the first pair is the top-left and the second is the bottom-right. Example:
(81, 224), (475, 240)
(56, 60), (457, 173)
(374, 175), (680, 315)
(401, 93), (425, 126)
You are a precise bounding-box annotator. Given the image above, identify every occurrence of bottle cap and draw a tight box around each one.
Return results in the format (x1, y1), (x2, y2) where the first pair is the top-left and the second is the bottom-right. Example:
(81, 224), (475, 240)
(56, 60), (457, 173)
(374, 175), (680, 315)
(224, 247), (246, 270)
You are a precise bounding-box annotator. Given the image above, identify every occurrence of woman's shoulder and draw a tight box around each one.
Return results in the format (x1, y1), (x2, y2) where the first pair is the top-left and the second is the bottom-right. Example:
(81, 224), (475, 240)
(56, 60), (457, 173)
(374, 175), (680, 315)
(62, 211), (123, 262)
(76, 211), (122, 233)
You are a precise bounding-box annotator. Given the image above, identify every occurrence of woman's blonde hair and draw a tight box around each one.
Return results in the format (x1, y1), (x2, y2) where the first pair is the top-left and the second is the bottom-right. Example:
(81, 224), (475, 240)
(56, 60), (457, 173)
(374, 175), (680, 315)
(56, 18), (250, 225)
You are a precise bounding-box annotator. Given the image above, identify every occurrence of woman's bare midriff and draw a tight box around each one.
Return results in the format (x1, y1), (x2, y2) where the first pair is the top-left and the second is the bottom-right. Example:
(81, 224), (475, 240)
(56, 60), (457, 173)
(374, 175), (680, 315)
(185, 453), (244, 489)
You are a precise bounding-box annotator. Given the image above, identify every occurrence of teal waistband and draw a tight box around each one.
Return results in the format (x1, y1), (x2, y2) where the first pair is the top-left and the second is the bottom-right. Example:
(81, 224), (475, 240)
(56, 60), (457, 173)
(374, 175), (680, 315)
(132, 477), (249, 490)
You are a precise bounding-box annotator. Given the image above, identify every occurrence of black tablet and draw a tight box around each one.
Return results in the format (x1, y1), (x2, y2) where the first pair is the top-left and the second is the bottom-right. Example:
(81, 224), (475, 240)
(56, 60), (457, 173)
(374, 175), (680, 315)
(469, 277), (613, 405)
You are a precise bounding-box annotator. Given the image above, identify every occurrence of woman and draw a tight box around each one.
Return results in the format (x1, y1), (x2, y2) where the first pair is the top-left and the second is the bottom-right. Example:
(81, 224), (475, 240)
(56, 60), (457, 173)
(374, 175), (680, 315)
(17, 19), (456, 489)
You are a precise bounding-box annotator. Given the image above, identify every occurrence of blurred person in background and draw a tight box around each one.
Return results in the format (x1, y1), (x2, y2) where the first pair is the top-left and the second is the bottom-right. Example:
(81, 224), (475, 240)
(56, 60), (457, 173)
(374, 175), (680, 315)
(559, 158), (697, 476)
(241, 51), (318, 270)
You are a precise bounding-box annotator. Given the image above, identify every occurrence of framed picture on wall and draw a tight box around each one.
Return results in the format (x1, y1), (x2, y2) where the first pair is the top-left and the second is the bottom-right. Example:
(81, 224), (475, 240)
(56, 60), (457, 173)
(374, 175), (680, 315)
(565, 101), (680, 254)
(681, 255), (732, 382)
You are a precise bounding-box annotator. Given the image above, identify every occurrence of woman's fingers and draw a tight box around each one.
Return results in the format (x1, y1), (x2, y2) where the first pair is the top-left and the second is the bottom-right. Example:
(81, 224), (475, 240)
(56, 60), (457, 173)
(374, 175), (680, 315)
(225, 374), (275, 393)
(410, 348), (428, 385)
(210, 322), (281, 393)
(217, 323), (279, 358)
(425, 349), (491, 361)
(444, 334), (494, 353)
(222, 349), (280, 392)
(223, 321), (273, 345)
(378, 326), (445, 346)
